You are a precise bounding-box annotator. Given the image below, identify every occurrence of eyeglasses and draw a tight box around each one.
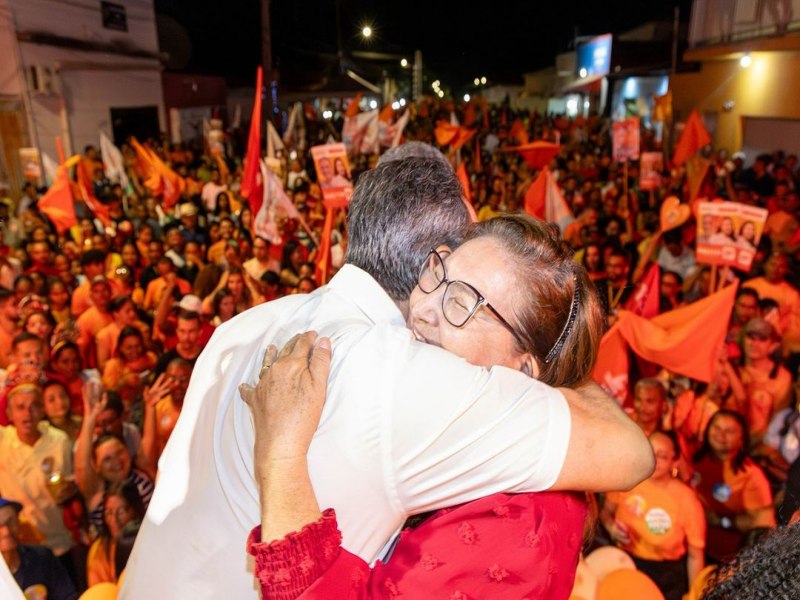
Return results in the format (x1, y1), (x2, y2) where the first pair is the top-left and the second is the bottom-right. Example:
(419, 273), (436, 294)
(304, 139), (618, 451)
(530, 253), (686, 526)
(417, 249), (524, 347)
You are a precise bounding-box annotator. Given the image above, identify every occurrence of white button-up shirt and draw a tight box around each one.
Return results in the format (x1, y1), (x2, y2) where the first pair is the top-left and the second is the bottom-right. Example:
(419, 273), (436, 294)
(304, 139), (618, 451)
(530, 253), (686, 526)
(121, 265), (570, 599)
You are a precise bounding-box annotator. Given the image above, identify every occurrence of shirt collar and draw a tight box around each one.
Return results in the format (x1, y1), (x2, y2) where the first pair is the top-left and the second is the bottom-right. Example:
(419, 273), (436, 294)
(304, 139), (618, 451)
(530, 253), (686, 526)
(326, 264), (406, 328)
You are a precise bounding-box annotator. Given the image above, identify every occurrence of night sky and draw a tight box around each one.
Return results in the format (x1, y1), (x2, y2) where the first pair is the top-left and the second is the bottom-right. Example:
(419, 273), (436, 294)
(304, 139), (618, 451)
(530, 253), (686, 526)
(154, 0), (692, 89)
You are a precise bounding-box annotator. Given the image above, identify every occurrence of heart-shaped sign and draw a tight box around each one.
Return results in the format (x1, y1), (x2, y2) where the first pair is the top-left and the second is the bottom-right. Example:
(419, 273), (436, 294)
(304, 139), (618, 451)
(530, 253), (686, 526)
(659, 196), (692, 232)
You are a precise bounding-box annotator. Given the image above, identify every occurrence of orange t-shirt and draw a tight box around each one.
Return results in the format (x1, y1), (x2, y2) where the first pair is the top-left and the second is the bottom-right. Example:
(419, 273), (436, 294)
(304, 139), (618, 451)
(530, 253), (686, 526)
(606, 478), (706, 561)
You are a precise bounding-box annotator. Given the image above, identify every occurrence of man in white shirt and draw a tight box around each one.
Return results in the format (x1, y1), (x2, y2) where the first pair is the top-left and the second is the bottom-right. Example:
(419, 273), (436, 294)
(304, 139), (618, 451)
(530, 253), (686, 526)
(242, 236), (280, 282)
(121, 155), (652, 599)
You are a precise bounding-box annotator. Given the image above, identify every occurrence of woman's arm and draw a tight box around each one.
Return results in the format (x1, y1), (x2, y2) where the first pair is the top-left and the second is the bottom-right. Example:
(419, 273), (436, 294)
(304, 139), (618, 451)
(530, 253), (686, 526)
(687, 544), (704, 583)
(239, 333), (331, 541)
(75, 392), (104, 502)
(138, 373), (172, 475)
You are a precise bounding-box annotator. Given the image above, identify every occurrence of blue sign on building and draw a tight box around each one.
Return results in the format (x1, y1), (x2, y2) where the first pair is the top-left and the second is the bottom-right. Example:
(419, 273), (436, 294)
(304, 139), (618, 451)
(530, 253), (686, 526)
(577, 34), (612, 76)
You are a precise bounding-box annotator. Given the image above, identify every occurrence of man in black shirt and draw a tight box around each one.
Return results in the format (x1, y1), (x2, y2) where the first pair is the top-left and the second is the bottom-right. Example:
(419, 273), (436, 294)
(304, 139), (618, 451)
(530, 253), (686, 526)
(0, 497), (77, 600)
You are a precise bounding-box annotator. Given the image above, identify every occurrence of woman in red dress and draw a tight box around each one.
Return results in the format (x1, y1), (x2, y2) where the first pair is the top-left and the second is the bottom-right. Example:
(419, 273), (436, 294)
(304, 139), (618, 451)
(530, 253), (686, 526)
(242, 215), (606, 599)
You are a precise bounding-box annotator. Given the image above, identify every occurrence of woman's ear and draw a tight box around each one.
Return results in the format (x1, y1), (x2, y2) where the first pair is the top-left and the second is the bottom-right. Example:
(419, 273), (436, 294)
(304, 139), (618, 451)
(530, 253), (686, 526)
(520, 353), (540, 379)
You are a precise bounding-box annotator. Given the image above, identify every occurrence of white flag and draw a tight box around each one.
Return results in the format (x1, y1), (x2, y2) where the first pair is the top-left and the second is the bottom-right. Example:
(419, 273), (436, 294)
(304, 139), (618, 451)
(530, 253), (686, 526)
(283, 103), (300, 145)
(255, 159), (300, 245)
(99, 131), (129, 189)
(384, 110), (410, 148)
(42, 153), (59, 186)
(266, 120), (284, 159)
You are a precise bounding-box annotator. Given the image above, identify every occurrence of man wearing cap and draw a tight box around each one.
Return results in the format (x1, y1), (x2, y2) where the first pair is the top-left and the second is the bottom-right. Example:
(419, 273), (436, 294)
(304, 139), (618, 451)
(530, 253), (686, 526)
(178, 203), (206, 247)
(0, 496), (77, 600)
(75, 276), (113, 368)
(154, 293), (214, 352)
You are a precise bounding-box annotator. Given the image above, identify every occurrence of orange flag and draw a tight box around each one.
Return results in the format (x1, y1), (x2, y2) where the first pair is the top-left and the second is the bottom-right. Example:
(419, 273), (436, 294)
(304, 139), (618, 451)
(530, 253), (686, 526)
(686, 155), (711, 201)
(621, 281), (737, 381)
(435, 121), (459, 146)
(592, 323), (632, 406)
(345, 92), (363, 118)
(624, 263), (661, 318)
(672, 109), (711, 166)
(378, 104), (394, 123)
(506, 140), (561, 170)
(38, 156), (79, 233)
(456, 163), (477, 223)
(130, 138), (185, 208)
(524, 166), (574, 231)
(76, 157), (111, 225)
(240, 67), (263, 205)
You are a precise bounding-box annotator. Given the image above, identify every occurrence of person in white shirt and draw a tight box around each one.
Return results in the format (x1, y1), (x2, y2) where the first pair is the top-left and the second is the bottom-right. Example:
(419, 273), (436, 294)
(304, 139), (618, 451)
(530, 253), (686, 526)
(200, 170), (226, 213)
(121, 153), (653, 599)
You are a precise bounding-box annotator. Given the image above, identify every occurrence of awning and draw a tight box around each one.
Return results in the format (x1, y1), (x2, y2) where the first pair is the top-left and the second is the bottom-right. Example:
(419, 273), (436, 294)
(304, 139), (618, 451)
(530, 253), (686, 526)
(560, 73), (604, 94)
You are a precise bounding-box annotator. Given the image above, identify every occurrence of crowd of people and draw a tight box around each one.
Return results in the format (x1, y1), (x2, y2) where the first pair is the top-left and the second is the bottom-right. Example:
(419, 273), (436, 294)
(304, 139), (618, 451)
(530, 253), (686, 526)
(0, 98), (798, 599)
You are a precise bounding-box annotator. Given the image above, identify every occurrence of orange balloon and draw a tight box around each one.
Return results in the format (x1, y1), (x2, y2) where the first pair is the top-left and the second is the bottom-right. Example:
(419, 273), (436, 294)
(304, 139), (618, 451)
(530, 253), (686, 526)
(78, 582), (117, 600)
(597, 569), (664, 600)
(585, 546), (636, 582)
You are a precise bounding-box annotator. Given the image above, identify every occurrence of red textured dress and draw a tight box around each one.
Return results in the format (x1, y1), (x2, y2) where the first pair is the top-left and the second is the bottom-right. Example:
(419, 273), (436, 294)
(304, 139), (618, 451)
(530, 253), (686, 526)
(248, 491), (586, 600)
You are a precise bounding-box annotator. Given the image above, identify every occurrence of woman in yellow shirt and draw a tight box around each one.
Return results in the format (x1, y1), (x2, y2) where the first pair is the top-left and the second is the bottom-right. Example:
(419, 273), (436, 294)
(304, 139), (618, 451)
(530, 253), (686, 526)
(602, 431), (706, 600)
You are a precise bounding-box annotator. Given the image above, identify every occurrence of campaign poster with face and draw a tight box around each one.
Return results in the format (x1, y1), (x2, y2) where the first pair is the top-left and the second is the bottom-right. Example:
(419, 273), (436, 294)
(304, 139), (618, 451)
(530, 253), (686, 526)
(696, 201), (768, 271)
(612, 117), (640, 162)
(639, 152), (663, 191)
(311, 143), (353, 209)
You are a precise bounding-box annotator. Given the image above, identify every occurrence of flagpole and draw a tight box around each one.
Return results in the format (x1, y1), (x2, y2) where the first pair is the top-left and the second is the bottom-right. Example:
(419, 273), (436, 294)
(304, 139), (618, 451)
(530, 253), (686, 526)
(55, 137), (66, 165)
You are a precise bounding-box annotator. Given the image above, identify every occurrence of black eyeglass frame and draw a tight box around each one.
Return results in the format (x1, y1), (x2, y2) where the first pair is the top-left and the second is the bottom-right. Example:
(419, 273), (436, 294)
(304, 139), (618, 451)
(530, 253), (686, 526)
(418, 248), (525, 348)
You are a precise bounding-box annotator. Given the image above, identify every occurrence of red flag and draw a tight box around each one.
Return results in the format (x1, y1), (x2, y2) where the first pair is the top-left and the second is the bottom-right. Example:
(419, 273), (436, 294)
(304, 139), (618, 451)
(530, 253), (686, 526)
(240, 67), (264, 204)
(38, 156), (79, 233)
(672, 109), (711, 167)
(456, 163), (478, 223)
(524, 167), (574, 231)
(624, 263), (661, 318)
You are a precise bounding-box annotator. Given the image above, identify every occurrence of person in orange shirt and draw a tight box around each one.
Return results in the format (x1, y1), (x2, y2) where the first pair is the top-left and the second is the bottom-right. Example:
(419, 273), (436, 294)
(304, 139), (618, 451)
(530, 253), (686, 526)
(691, 410), (775, 563)
(142, 258), (191, 316)
(0, 288), (20, 370)
(602, 431), (706, 600)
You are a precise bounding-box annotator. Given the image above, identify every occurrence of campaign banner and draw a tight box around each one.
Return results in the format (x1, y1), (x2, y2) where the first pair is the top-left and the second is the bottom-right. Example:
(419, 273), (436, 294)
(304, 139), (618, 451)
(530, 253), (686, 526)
(639, 152), (663, 191)
(311, 143), (353, 209)
(696, 201), (768, 271)
(612, 117), (640, 162)
(19, 148), (41, 180)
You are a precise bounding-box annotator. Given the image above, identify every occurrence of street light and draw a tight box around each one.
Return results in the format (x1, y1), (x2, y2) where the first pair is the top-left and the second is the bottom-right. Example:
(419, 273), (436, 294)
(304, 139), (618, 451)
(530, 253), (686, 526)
(579, 67), (588, 78)
(480, 76), (487, 85)
(474, 77), (480, 86)
(400, 58), (408, 68)
(369, 99), (378, 109)
(740, 53), (752, 68)
(463, 93), (471, 102)
(361, 25), (372, 38)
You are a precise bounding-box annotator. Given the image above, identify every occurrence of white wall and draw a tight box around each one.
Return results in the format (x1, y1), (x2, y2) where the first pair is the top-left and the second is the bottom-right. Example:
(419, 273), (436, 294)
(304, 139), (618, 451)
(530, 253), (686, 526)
(9, 0), (159, 53)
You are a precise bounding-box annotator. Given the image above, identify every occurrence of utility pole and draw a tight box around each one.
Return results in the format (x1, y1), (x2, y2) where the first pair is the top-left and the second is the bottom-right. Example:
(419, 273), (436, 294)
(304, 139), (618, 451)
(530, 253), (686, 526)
(261, 0), (273, 118)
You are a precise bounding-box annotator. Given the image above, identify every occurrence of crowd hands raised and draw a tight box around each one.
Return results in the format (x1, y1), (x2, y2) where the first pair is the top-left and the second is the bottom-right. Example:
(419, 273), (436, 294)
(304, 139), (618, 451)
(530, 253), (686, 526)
(0, 102), (798, 599)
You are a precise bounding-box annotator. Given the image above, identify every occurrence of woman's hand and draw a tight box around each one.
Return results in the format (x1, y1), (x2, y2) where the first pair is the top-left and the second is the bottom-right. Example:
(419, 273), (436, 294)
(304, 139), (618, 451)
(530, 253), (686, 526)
(239, 332), (332, 466)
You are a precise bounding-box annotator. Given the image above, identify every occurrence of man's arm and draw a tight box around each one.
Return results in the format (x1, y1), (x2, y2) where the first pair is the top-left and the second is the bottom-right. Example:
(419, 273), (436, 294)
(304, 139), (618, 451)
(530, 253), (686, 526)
(551, 382), (654, 492)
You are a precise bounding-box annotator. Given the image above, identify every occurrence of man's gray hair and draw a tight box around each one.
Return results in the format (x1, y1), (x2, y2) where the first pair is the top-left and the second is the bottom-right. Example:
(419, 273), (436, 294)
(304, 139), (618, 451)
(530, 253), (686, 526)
(377, 141), (453, 171)
(345, 156), (470, 301)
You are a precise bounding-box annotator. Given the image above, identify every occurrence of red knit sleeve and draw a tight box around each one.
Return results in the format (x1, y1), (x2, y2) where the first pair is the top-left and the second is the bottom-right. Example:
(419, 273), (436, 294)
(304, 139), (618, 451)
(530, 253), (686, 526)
(247, 509), (370, 600)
